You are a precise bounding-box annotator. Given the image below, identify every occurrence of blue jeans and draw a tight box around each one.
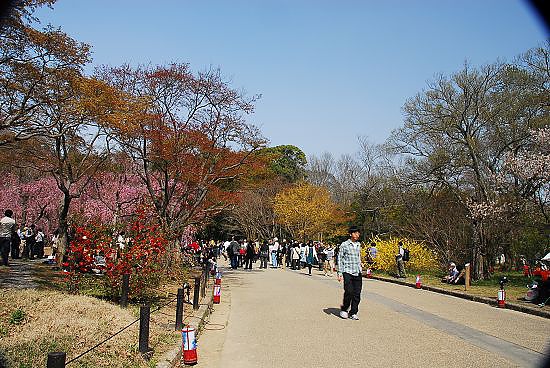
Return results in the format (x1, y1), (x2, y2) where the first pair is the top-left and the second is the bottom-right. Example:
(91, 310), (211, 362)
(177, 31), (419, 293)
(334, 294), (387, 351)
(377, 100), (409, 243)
(271, 252), (278, 267)
(231, 254), (238, 269)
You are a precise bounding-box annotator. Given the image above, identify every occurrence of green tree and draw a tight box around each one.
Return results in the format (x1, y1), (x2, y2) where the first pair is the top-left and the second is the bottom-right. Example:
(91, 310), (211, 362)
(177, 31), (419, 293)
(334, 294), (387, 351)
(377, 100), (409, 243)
(259, 145), (307, 183)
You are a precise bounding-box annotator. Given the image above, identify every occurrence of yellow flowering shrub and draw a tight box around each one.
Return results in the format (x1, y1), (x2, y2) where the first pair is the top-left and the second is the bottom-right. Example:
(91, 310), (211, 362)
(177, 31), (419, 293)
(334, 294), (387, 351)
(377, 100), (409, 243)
(361, 236), (438, 273)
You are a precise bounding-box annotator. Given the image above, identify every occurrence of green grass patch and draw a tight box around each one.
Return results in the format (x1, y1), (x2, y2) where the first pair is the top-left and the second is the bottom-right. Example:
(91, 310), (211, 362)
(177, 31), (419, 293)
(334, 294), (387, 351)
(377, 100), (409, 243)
(8, 309), (26, 325)
(373, 269), (547, 309)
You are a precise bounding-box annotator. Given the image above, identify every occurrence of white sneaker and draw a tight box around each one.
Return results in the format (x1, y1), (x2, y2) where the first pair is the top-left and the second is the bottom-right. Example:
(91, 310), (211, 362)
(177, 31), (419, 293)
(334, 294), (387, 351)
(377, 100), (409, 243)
(339, 310), (348, 319)
(349, 314), (359, 320)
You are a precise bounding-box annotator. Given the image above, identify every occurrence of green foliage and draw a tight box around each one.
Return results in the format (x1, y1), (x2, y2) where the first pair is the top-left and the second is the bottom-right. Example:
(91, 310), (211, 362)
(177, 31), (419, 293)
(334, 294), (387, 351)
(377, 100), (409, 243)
(8, 309), (26, 325)
(511, 227), (549, 261)
(260, 145), (307, 182)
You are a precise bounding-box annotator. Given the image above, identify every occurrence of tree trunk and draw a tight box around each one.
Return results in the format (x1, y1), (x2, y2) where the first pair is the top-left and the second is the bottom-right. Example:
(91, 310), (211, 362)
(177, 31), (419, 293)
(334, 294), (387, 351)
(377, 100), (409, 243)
(56, 192), (72, 266)
(471, 220), (485, 280)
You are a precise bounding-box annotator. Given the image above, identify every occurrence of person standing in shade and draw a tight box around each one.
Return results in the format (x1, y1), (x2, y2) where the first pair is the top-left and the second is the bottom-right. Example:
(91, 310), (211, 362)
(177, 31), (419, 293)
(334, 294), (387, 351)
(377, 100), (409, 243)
(396, 241), (406, 278)
(259, 240), (269, 269)
(35, 228), (45, 258)
(0, 209), (17, 266)
(229, 237), (240, 269)
(244, 239), (255, 270)
(338, 226), (363, 320)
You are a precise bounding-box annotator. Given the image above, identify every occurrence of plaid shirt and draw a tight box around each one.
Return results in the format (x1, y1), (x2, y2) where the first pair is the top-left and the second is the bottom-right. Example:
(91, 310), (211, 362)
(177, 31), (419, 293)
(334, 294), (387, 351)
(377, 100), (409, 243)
(337, 239), (362, 276)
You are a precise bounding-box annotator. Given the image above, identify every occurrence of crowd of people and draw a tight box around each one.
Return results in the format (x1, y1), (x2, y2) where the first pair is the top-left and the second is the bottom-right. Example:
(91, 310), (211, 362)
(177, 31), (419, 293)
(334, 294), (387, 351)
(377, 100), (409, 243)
(184, 236), (342, 277)
(0, 209), (53, 266)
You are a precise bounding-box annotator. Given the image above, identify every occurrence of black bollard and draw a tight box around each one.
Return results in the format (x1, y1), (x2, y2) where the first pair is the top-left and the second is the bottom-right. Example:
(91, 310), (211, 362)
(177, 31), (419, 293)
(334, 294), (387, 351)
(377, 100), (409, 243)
(175, 288), (184, 331)
(47, 352), (66, 368)
(201, 270), (206, 298)
(120, 273), (130, 308)
(193, 276), (200, 310)
(139, 305), (150, 356)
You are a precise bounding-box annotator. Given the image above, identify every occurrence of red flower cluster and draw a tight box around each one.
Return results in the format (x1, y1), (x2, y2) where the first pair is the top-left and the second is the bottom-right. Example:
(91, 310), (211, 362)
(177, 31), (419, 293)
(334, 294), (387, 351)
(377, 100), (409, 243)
(64, 211), (168, 297)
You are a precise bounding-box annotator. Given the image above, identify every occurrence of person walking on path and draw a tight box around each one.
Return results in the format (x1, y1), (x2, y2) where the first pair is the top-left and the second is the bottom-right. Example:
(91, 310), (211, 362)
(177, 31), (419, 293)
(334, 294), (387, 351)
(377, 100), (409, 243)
(291, 243), (300, 270)
(323, 245), (334, 276)
(269, 238), (279, 268)
(338, 226), (363, 320)
(396, 241), (406, 278)
(305, 241), (318, 275)
(0, 209), (17, 267)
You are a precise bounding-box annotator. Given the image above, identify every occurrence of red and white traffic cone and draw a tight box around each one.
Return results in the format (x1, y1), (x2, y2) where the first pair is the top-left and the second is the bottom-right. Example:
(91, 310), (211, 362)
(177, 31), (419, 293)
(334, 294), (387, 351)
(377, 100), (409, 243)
(366, 268), (372, 278)
(415, 275), (422, 289)
(215, 271), (222, 285)
(213, 284), (221, 304)
(497, 289), (506, 308)
(182, 326), (198, 365)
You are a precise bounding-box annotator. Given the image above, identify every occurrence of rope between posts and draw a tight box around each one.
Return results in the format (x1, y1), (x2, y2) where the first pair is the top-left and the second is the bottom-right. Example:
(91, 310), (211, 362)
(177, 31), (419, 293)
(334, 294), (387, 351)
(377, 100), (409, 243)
(65, 317), (140, 365)
(65, 295), (178, 365)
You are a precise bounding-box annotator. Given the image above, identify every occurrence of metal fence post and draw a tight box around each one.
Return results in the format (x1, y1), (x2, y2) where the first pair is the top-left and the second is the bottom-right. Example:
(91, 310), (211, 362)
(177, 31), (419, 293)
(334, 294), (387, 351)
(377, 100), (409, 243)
(175, 288), (184, 331)
(47, 352), (66, 368)
(193, 276), (200, 310)
(120, 273), (130, 308)
(139, 305), (150, 356)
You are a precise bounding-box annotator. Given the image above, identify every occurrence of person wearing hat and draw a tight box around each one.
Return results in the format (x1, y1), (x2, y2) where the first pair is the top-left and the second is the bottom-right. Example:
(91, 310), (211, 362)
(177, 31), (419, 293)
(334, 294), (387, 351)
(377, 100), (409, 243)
(337, 226), (363, 320)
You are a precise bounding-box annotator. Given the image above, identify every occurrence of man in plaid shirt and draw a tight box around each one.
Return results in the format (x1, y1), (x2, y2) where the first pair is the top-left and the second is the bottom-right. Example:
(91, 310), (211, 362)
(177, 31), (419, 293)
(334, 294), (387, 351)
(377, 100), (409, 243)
(337, 226), (363, 320)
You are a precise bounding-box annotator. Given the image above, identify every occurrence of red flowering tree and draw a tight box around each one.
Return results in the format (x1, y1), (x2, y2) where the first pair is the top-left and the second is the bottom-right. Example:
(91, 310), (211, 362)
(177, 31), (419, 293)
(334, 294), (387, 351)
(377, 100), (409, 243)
(97, 64), (266, 263)
(64, 209), (167, 300)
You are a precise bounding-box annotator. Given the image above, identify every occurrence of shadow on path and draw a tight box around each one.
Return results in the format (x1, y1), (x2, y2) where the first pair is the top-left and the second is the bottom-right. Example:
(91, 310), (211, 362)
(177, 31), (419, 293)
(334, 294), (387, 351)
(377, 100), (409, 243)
(0, 259), (39, 289)
(322, 307), (341, 317)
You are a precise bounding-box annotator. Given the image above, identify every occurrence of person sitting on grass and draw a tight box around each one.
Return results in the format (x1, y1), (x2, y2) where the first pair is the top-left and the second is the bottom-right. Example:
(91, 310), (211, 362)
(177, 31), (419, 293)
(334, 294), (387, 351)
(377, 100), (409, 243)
(442, 262), (460, 283)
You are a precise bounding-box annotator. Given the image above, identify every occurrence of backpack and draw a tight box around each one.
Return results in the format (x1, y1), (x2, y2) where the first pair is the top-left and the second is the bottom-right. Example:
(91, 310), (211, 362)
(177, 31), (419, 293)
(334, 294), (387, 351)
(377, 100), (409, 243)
(403, 249), (410, 262)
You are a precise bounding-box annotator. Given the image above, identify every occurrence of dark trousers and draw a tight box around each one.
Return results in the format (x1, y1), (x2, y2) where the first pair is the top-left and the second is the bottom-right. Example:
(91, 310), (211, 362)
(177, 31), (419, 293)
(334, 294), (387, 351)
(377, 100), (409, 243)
(22, 241), (30, 259)
(260, 256), (268, 269)
(36, 241), (44, 258)
(341, 272), (362, 315)
(0, 237), (11, 266)
(245, 256), (253, 269)
(10, 240), (20, 259)
(307, 263), (313, 275)
(291, 259), (298, 270)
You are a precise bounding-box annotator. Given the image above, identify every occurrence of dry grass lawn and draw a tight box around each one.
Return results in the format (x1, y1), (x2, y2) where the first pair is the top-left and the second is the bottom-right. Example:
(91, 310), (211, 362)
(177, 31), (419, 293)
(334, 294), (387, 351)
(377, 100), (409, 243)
(0, 289), (182, 368)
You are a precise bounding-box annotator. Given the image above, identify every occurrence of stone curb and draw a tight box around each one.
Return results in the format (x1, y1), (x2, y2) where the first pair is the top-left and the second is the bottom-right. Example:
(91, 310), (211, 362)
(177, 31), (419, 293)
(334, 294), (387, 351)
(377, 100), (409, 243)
(367, 274), (550, 320)
(156, 282), (215, 368)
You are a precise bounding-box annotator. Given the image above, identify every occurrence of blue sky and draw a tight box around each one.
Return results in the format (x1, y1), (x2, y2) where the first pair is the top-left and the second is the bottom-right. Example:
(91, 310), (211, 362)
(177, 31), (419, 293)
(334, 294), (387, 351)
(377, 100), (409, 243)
(35, 0), (547, 159)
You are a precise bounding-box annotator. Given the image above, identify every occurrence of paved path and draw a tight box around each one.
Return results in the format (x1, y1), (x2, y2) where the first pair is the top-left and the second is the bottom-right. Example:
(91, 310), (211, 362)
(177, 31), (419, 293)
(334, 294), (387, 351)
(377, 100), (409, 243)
(193, 262), (550, 368)
(0, 259), (40, 288)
